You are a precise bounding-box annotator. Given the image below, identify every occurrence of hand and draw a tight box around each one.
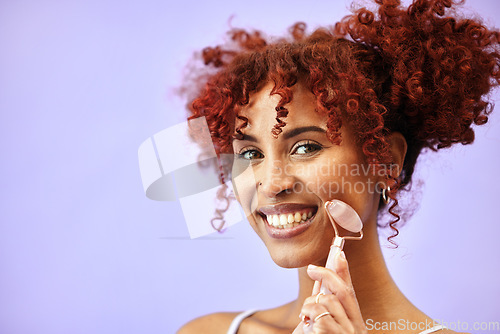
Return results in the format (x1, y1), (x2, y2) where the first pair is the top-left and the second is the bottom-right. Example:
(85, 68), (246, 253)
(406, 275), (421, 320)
(293, 252), (367, 334)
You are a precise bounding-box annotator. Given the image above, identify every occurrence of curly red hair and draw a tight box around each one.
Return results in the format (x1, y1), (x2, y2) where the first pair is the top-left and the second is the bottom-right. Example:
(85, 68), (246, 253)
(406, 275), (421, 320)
(184, 0), (500, 242)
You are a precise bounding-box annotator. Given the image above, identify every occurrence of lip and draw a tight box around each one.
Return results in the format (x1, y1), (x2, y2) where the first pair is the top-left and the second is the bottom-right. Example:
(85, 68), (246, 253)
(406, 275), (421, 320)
(258, 203), (318, 239)
(259, 203), (317, 216)
(264, 213), (317, 239)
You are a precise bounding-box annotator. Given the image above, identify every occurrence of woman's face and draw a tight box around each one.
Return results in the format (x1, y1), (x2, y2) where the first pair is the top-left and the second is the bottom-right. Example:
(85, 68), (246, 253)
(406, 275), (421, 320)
(232, 82), (383, 268)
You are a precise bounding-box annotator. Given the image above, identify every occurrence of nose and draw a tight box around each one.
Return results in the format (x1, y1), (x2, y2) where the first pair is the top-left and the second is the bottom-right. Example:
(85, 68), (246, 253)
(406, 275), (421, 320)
(258, 159), (295, 199)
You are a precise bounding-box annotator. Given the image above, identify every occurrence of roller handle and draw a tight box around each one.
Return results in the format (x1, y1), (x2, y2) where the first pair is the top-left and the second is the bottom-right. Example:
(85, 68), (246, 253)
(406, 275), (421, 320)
(303, 243), (342, 333)
(319, 244), (342, 294)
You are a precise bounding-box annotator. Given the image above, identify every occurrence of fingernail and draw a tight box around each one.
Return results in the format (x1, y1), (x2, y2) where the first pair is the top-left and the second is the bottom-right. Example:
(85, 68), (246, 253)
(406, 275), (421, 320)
(336, 251), (346, 265)
(325, 200), (337, 212)
(307, 264), (318, 271)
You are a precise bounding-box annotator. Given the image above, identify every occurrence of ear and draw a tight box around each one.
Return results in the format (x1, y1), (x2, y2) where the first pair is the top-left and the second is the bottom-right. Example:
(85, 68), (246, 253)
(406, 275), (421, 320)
(386, 132), (407, 180)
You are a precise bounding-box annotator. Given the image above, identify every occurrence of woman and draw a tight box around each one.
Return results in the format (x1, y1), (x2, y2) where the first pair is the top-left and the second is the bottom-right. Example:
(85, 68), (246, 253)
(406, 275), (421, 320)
(178, 0), (499, 332)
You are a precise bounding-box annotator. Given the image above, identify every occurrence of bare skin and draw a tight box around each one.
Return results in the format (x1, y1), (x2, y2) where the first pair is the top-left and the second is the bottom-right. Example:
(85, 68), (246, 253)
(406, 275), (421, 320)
(178, 82), (457, 334)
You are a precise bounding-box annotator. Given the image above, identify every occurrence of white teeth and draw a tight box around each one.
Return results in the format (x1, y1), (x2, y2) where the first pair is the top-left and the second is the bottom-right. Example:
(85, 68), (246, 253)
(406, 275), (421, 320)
(272, 215), (279, 227)
(280, 215), (287, 225)
(264, 211), (314, 229)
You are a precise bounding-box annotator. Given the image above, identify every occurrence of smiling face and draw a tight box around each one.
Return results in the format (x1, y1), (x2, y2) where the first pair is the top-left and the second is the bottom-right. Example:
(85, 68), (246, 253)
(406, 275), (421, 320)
(231, 82), (384, 268)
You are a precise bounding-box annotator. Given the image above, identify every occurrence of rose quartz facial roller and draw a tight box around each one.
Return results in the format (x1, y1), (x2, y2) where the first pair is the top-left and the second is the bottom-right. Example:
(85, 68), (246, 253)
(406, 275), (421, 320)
(303, 200), (363, 332)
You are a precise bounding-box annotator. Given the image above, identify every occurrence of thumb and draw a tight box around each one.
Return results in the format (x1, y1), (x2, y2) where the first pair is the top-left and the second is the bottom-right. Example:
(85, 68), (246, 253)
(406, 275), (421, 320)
(292, 323), (304, 334)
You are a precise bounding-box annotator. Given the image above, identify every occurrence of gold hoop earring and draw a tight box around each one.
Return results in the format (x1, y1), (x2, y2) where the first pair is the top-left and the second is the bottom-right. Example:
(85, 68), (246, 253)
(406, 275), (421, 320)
(382, 186), (391, 204)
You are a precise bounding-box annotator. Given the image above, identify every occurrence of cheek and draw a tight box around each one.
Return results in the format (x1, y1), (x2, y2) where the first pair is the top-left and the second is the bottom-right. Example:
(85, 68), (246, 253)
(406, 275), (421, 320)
(292, 157), (351, 199)
(298, 159), (380, 222)
(232, 165), (258, 218)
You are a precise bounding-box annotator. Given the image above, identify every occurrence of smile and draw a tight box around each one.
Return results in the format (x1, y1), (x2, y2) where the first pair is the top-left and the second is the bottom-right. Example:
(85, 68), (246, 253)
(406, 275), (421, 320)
(258, 204), (318, 239)
(265, 211), (313, 229)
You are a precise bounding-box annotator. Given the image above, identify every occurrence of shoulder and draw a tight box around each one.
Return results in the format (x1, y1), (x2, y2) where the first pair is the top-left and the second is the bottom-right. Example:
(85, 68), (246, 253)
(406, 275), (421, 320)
(177, 312), (239, 334)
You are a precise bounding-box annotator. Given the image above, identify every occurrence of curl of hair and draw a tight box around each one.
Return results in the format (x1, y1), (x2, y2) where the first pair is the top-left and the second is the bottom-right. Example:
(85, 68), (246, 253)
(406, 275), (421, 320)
(184, 0), (500, 242)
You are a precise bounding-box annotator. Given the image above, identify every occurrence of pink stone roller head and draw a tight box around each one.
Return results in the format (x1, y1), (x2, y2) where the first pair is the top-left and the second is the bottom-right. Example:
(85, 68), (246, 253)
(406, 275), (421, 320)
(325, 200), (363, 233)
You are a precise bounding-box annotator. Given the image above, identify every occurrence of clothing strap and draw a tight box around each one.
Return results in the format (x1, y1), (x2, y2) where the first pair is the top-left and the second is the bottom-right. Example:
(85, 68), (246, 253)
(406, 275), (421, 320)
(226, 309), (258, 334)
(418, 324), (447, 334)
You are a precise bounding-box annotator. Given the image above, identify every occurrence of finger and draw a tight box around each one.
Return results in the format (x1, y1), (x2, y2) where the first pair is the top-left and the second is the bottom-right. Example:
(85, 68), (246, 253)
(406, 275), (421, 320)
(300, 303), (340, 333)
(334, 251), (353, 287)
(303, 295), (316, 306)
(303, 293), (348, 324)
(316, 293), (355, 330)
(292, 324), (304, 334)
(312, 280), (321, 295)
(307, 264), (364, 324)
(315, 291), (366, 333)
(332, 252), (367, 332)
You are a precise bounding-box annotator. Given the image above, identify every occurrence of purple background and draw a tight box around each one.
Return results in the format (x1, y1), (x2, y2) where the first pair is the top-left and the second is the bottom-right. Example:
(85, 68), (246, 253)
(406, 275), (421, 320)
(1, 0), (499, 333)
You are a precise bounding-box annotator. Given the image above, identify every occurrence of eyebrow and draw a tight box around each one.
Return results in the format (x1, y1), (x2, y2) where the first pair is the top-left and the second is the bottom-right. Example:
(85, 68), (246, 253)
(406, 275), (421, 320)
(282, 126), (326, 139)
(235, 126), (327, 142)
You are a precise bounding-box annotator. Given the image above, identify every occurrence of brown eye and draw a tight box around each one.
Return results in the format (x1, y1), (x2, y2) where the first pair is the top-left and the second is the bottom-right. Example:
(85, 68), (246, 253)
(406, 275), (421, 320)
(293, 142), (322, 155)
(238, 149), (264, 160)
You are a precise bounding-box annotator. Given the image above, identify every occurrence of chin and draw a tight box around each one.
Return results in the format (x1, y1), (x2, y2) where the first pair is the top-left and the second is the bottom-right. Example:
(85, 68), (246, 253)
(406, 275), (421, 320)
(266, 244), (331, 269)
(270, 255), (306, 269)
(270, 256), (309, 269)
